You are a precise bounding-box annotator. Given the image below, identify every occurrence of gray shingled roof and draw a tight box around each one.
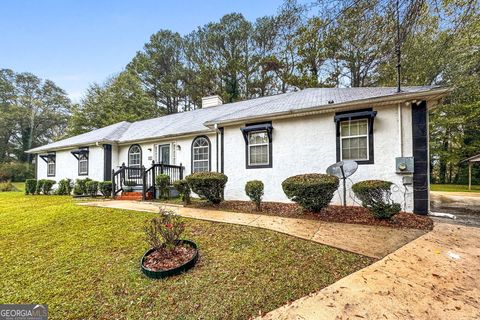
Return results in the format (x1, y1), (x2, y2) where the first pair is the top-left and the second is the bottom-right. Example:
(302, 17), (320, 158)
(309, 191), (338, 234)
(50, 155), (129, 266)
(27, 121), (131, 153)
(28, 86), (447, 153)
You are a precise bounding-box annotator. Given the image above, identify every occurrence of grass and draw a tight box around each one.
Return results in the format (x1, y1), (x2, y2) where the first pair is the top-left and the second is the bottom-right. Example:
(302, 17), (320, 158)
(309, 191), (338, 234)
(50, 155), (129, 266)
(431, 184), (480, 193)
(0, 192), (372, 319)
(12, 181), (24, 192)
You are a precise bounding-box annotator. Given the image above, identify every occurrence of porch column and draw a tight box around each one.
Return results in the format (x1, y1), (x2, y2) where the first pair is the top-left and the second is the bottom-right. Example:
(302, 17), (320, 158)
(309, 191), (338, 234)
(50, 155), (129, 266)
(469, 162), (472, 191)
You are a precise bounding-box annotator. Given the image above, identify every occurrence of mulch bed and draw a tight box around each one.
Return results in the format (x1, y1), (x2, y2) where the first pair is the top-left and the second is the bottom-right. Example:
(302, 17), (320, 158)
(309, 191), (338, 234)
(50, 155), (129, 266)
(143, 244), (196, 271)
(186, 200), (433, 230)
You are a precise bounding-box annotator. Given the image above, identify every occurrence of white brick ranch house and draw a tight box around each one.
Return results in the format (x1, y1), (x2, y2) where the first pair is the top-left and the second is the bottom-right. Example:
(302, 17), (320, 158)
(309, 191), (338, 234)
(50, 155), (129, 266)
(27, 86), (448, 215)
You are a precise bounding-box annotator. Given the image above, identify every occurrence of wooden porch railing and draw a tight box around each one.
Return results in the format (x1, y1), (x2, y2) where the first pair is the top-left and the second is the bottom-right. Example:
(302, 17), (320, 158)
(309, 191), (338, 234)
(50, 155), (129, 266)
(112, 161), (184, 200)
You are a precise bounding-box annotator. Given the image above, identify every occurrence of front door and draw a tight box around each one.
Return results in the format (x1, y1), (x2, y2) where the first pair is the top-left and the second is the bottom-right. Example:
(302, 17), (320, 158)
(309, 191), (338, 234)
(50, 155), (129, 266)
(158, 144), (170, 164)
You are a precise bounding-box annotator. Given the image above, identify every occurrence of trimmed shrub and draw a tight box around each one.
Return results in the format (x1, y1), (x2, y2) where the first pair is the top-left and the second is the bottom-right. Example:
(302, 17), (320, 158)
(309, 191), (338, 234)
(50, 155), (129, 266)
(245, 180), (264, 211)
(56, 179), (73, 195)
(99, 181), (112, 197)
(85, 180), (99, 197)
(0, 162), (34, 182)
(282, 174), (339, 212)
(173, 179), (191, 204)
(144, 208), (185, 250)
(352, 180), (401, 219)
(186, 172), (228, 204)
(0, 181), (18, 192)
(73, 178), (91, 195)
(35, 179), (45, 194)
(155, 174), (170, 199)
(42, 180), (56, 195)
(25, 179), (37, 195)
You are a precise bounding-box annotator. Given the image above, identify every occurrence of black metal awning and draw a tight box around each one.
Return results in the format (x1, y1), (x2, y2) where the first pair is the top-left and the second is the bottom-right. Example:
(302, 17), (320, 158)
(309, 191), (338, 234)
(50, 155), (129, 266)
(71, 148), (89, 160)
(334, 110), (377, 122)
(334, 110), (377, 133)
(240, 123), (273, 143)
(39, 153), (56, 163)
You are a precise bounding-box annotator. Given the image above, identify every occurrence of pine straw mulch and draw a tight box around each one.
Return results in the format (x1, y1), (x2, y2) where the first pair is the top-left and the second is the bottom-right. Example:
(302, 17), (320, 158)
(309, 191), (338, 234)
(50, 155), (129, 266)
(143, 244), (196, 271)
(185, 200), (433, 231)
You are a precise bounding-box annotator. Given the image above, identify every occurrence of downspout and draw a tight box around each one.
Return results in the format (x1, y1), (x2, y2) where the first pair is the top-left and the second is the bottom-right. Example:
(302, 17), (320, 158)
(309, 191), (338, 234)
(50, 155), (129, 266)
(398, 103), (403, 157)
(214, 124), (220, 173)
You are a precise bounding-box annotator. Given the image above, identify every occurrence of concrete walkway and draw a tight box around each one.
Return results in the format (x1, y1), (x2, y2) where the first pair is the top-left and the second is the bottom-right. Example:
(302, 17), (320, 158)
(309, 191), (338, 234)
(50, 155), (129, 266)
(79, 200), (426, 259)
(262, 223), (480, 320)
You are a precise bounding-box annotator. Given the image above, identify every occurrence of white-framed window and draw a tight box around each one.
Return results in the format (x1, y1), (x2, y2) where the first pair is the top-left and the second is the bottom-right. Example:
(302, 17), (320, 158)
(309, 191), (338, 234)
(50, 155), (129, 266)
(340, 119), (369, 161)
(78, 154), (88, 175)
(128, 144), (142, 177)
(248, 130), (270, 166)
(47, 158), (55, 177)
(192, 136), (210, 173)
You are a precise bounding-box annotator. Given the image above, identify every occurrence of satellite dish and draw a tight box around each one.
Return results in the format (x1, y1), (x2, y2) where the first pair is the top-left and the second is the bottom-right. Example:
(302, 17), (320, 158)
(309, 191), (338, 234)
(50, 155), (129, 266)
(326, 160), (358, 206)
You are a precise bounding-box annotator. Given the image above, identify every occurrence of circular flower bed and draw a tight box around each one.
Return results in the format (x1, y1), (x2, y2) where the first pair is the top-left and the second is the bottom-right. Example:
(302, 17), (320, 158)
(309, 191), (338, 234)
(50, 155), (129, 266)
(141, 208), (199, 279)
(141, 240), (198, 279)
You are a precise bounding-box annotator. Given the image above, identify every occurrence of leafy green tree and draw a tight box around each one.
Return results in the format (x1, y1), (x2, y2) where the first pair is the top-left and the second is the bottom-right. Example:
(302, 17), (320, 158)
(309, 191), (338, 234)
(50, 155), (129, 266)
(0, 69), (71, 163)
(68, 70), (158, 135)
(128, 30), (186, 114)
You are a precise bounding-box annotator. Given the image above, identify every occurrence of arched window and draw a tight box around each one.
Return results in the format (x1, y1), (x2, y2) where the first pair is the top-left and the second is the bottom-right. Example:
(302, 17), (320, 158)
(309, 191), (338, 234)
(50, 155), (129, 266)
(191, 136), (210, 173)
(128, 144), (142, 177)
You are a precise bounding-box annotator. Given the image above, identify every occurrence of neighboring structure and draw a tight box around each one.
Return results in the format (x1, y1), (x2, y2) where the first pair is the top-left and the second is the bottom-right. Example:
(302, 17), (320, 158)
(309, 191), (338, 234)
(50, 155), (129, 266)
(462, 154), (480, 190)
(27, 86), (449, 214)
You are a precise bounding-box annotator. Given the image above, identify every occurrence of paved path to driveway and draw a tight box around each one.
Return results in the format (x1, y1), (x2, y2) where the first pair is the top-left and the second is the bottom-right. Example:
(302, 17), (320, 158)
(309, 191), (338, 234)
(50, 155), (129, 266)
(262, 222), (480, 320)
(79, 200), (425, 259)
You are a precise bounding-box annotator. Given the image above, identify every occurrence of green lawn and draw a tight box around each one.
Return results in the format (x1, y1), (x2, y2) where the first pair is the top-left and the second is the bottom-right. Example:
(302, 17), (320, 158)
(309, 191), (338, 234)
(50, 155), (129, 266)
(0, 192), (372, 319)
(431, 184), (480, 193)
(12, 181), (24, 192)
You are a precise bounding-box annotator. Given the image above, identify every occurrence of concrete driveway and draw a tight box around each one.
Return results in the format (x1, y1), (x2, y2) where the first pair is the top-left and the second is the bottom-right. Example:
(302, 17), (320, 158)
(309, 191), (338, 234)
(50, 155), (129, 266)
(262, 223), (480, 320)
(431, 191), (480, 227)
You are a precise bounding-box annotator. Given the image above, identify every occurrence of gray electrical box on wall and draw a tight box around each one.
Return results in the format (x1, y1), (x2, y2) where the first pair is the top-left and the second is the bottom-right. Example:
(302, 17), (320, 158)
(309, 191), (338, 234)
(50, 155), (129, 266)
(402, 175), (413, 185)
(396, 157), (414, 174)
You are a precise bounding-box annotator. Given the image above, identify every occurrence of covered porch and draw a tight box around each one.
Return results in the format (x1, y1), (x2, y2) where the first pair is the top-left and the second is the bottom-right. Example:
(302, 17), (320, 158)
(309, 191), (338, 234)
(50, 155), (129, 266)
(111, 161), (184, 200)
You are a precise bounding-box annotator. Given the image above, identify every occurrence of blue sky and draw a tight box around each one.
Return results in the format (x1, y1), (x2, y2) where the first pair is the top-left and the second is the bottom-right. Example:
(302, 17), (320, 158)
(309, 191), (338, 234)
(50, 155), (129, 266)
(1, 0), (293, 102)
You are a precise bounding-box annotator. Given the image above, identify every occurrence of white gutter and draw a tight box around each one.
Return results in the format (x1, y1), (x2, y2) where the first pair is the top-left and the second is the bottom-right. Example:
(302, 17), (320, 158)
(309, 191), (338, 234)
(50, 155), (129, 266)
(26, 139), (116, 154)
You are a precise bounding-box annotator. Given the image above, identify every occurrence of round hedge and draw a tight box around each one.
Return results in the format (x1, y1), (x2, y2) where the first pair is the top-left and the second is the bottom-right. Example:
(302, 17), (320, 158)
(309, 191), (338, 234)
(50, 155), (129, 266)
(245, 180), (264, 211)
(282, 174), (339, 212)
(173, 179), (191, 204)
(155, 174), (170, 199)
(186, 172), (228, 204)
(352, 180), (401, 219)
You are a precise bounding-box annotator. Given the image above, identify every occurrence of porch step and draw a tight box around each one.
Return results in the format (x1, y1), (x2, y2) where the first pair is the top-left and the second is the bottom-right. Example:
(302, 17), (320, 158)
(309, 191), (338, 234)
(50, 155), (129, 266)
(116, 191), (153, 201)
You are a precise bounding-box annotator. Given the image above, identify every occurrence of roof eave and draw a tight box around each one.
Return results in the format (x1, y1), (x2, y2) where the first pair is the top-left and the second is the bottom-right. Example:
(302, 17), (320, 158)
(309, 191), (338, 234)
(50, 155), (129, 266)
(25, 139), (116, 154)
(116, 129), (215, 146)
(204, 87), (451, 128)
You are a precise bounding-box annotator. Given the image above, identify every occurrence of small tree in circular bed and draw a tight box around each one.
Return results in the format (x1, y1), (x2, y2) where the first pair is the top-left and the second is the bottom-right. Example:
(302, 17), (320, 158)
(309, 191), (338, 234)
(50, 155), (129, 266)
(186, 172), (227, 204)
(282, 174), (339, 212)
(352, 180), (401, 219)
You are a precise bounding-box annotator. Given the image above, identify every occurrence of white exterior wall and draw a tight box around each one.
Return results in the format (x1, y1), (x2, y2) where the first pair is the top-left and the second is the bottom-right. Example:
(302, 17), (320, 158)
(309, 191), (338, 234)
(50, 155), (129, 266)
(36, 102), (416, 212)
(116, 133), (218, 174)
(36, 145), (104, 182)
(222, 103), (415, 212)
